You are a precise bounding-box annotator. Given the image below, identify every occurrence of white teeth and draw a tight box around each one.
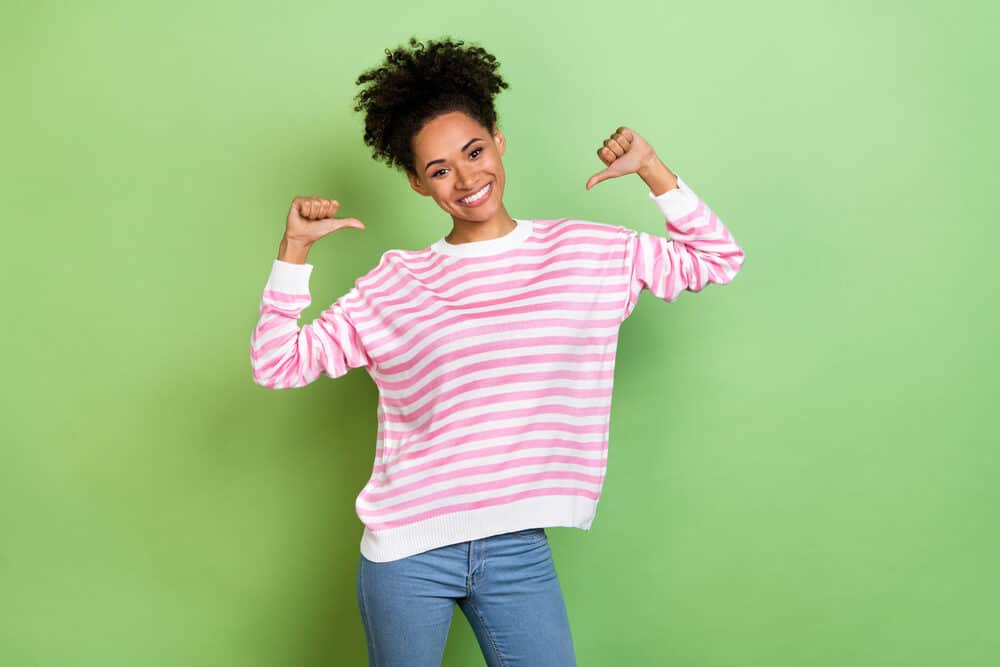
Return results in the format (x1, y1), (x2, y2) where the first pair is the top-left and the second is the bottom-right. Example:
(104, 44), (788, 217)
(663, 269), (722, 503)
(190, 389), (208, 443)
(460, 183), (490, 204)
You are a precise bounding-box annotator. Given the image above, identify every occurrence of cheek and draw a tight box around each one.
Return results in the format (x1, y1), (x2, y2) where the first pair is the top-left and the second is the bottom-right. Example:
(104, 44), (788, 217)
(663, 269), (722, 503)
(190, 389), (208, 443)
(433, 186), (454, 204)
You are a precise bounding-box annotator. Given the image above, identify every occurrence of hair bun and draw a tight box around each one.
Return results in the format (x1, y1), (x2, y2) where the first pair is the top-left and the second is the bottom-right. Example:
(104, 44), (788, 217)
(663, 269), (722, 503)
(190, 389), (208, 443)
(353, 36), (509, 174)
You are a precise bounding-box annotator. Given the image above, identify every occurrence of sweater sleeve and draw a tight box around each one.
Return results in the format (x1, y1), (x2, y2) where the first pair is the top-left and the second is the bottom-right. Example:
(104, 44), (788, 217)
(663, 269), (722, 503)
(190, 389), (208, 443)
(249, 259), (370, 389)
(621, 175), (745, 321)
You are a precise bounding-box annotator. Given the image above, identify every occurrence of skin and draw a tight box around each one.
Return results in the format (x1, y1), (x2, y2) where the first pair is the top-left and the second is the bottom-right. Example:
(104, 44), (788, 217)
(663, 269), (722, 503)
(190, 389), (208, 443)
(277, 113), (679, 262)
(407, 110), (515, 245)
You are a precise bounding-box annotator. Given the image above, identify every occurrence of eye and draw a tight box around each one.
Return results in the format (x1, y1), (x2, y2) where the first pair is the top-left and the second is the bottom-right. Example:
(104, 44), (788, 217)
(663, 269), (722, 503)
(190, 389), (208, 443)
(470, 147), (482, 159)
(432, 169), (447, 178)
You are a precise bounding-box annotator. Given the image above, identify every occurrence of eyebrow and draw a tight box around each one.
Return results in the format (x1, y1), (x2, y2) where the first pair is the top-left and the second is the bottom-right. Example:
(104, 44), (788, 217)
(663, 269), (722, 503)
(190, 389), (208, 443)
(424, 137), (484, 171)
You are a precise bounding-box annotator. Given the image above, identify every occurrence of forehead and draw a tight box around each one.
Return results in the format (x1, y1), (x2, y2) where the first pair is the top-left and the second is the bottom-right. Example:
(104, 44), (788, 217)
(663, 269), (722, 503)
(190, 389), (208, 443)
(412, 111), (488, 154)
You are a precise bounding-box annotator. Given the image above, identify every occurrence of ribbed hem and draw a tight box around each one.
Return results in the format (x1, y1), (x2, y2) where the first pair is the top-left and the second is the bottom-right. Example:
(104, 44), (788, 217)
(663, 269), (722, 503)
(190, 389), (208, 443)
(430, 218), (533, 257)
(648, 175), (699, 220)
(358, 494), (599, 562)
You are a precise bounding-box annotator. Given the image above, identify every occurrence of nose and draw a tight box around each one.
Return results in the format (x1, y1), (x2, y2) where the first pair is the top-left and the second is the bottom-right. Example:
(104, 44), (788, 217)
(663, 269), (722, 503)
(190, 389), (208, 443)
(454, 163), (474, 190)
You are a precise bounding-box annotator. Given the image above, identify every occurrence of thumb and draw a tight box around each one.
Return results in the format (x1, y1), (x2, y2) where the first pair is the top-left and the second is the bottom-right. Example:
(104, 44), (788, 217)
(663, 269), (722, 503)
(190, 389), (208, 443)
(328, 217), (366, 234)
(315, 217), (365, 239)
(585, 169), (613, 191)
(334, 217), (365, 230)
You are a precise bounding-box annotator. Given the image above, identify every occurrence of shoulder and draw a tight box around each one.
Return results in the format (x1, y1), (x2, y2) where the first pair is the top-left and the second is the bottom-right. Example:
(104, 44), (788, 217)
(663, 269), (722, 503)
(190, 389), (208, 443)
(531, 216), (634, 244)
(355, 246), (436, 289)
(376, 246), (433, 268)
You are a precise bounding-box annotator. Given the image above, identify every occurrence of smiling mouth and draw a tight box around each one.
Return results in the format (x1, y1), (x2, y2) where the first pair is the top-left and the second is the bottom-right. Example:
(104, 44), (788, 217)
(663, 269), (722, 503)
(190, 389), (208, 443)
(458, 182), (493, 205)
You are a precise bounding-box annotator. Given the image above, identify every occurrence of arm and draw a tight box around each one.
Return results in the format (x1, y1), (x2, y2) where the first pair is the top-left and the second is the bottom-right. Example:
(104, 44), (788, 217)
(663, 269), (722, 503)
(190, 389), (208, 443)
(251, 196), (369, 388)
(249, 259), (369, 389)
(583, 126), (745, 319)
(622, 174), (745, 320)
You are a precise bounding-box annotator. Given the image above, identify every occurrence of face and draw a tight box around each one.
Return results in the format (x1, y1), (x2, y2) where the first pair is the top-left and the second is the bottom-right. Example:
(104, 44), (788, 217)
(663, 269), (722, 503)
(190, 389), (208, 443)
(407, 110), (507, 225)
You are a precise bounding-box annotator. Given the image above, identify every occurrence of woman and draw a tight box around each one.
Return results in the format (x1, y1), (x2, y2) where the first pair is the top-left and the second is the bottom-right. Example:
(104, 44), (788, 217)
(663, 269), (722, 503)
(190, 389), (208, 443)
(250, 36), (744, 667)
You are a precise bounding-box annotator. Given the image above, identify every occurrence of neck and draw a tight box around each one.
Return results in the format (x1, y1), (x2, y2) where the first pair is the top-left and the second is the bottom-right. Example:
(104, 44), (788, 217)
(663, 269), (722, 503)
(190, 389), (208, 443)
(445, 205), (517, 244)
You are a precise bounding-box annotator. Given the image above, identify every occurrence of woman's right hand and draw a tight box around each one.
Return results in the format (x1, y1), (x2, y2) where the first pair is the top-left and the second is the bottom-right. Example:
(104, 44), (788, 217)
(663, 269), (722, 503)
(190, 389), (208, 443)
(284, 196), (365, 246)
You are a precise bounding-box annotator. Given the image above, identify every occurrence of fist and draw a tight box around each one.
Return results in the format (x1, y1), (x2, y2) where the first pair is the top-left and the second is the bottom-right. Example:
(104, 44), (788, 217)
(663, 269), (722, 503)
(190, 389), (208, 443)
(285, 196), (365, 245)
(585, 127), (658, 190)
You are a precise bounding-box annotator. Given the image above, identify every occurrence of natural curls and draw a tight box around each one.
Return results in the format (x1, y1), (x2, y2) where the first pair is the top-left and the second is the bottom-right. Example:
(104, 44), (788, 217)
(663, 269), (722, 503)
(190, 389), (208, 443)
(353, 36), (509, 175)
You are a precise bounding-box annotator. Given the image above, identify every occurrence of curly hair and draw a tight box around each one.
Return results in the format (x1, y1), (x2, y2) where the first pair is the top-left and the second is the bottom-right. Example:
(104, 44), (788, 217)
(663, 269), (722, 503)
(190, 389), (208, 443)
(353, 36), (509, 175)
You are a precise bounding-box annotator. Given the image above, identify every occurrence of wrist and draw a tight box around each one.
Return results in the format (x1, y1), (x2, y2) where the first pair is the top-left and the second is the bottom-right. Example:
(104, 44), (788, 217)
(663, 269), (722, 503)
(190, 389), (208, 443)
(637, 155), (679, 196)
(278, 236), (312, 264)
(636, 153), (661, 177)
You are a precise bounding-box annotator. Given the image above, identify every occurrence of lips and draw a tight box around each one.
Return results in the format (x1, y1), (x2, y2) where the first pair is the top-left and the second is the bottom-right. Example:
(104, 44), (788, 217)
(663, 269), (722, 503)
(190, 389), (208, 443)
(457, 181), (493, 207)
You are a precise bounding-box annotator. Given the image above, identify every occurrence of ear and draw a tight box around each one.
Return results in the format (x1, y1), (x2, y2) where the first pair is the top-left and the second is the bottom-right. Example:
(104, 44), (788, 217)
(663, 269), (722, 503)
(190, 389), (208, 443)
(493, 126), (506, 157)
(407, 170), (430, 197)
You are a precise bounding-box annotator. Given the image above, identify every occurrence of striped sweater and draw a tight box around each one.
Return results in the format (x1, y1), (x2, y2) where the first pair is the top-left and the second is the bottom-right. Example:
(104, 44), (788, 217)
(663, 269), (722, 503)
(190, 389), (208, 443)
(250, 175), (744, 562)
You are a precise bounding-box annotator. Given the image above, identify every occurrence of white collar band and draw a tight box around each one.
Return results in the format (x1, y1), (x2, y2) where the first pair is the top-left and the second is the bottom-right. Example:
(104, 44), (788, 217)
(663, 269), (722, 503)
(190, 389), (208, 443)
(430, 218), (533, 257)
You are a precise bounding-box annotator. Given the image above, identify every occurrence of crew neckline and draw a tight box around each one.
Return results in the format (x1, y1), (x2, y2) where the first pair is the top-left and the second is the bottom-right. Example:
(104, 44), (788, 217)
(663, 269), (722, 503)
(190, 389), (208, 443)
(430, 218), (533, 257)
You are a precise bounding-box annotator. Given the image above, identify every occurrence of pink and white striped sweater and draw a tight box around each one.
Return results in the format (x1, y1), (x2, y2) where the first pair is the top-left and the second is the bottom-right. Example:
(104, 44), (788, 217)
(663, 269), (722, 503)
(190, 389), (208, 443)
(250, 175), (744, 562)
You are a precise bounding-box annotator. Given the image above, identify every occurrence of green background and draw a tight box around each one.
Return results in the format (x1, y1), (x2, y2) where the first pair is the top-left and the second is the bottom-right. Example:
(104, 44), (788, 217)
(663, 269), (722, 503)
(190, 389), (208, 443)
(3, 1), (997, 665)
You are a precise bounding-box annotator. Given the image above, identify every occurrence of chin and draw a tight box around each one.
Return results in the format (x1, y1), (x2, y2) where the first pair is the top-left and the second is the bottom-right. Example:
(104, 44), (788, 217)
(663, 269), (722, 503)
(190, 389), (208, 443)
(452, 208), (492, 221)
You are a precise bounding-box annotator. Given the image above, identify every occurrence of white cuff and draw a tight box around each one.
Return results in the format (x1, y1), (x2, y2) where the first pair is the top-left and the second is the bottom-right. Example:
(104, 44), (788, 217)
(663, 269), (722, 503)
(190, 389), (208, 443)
(265, 259), (314, 293)
(648, 175), (699, 221)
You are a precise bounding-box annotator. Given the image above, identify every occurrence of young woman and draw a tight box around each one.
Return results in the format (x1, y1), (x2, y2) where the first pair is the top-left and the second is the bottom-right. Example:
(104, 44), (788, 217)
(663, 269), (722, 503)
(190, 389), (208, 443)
(250, 36), (744, 667)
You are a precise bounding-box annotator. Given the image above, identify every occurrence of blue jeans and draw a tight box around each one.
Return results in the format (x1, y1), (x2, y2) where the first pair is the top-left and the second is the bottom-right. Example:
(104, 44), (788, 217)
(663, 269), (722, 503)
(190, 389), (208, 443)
(356, 527), (577, 666)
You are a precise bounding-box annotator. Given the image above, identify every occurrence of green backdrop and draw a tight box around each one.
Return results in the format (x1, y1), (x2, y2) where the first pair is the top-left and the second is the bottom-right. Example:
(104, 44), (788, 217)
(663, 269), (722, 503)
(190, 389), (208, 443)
(3, 1), (997, 665)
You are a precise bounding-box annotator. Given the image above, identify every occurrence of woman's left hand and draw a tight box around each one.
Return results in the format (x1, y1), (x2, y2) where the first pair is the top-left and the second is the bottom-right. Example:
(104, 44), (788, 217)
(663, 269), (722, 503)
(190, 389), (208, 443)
(585, 126), (658, 190)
